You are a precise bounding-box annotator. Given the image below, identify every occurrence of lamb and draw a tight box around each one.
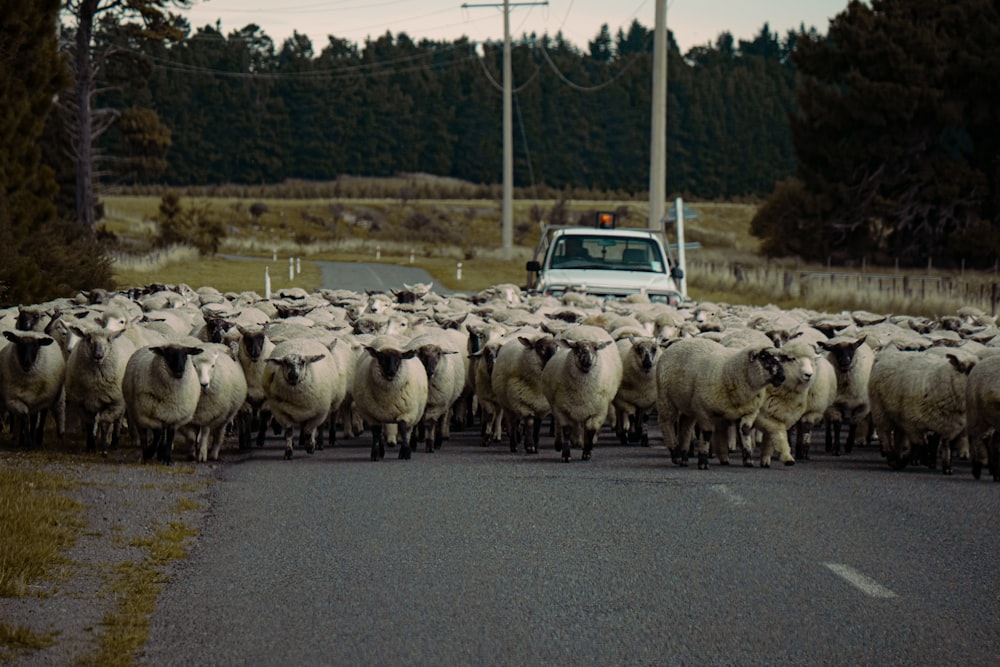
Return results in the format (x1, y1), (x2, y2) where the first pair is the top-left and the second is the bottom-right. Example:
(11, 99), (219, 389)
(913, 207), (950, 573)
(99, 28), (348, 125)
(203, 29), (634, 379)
(470, 334), (508, 446)
(818, 335), (875, 455)
(541, 326), (623, 462)
(612, 335), (660, 446)
(0, 331), (67, 448)
(64, 324), (137, 453)
(183, 344), (249, 462)
(655, 338), (785, 469)
(965, 354), (1000, 481)
(122, 343), (205, 463)
(352, 335), (429, 461)
(407, 331), (465, 452)
(868, 345), (976, 474)
(752, 338), (819, 467)
(262, 338), (340, 460)
(491, 331), (559, 454)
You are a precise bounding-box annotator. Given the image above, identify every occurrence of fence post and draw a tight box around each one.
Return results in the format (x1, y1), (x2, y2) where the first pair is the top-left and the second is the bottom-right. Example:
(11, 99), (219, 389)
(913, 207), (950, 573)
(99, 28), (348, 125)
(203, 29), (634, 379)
(992, 283), (998, 317)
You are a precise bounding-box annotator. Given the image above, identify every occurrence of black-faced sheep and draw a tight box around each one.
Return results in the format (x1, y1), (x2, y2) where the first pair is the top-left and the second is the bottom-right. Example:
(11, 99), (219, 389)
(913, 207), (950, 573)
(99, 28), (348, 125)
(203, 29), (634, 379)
(0, 331), (66, 448)
(818, 336), (875, 455)
(612, 335), (660, 446)
(656, 338), (785, 469)
(352, 335), (429, 461)
(122, 343), (205, 464)
(491, 332), (558, 454)
(965, 353), (1000, 481)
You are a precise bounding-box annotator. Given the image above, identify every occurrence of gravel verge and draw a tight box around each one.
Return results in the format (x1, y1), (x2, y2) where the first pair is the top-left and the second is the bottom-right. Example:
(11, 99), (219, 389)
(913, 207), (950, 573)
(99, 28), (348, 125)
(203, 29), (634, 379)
(0, 448), (220, 666)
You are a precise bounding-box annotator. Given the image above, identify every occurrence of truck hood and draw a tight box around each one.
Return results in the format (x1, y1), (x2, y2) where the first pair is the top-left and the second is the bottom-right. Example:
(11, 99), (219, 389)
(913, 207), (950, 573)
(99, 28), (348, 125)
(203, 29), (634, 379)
(541, 268), (678, 294)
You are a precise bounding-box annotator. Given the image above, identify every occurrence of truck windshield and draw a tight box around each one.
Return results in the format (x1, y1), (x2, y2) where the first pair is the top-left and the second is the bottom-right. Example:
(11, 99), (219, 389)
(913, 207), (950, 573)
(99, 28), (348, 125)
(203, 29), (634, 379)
(549, 236), (664, 272)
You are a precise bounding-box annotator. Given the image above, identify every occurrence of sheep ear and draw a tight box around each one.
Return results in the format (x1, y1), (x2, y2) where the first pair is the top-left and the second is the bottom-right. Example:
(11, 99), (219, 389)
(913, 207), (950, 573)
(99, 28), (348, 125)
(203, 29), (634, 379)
(401, 349), (418, 359)
(853, 336), (867, 349)
(816, 340), (833, 351)
(265, 357), (283, 366)
(185, 346), (205, 356)
(518, 336), (534, 348)
(596, 340), (612, 351)
(2, 331), (18, 343)
(38, 336), (55, 346)
(306, 354), (326, 365)
(364, 346), (379, 358)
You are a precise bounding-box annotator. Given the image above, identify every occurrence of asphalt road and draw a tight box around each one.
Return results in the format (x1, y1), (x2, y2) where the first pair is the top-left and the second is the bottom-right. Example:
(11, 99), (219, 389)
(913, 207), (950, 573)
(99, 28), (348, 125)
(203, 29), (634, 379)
(141, 423), (1000, 667)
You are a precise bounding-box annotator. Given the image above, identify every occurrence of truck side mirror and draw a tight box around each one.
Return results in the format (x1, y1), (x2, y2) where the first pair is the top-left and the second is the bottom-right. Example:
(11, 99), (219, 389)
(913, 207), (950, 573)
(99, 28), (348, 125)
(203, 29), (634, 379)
(670, 266), (684, 281)
(526, 261), (541, 272)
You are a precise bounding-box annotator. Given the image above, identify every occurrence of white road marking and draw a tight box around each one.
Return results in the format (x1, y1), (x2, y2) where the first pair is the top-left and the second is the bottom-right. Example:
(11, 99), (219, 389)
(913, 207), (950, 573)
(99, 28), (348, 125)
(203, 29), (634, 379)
(822, 562), (898, 598)
(709, 484), (747, 506)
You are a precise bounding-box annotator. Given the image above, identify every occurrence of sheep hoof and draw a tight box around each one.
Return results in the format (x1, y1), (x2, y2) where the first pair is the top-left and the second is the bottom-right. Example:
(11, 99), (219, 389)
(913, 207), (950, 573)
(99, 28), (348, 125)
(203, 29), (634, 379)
(697, 454), (709, 470)
(972, 461), (983, 479)
(426, 444), (434, 453)
(784, 459), (795, 466)
(399, 445), (411, 460)
(761, 461), (771, 469)
(942, 466), (953, 476)
(582, 452), (591, 461)
(284, 449), (293, 460)
(718, 460), (730, 466)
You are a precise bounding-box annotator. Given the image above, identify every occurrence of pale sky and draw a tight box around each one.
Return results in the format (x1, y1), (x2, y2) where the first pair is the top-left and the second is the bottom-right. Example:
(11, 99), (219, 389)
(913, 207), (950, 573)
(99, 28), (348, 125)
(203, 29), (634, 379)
(176, 0), (851, 53)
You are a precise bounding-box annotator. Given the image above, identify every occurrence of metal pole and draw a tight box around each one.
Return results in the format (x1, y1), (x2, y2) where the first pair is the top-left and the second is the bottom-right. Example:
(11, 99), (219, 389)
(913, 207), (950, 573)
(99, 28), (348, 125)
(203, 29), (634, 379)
(648, 0), (667, 230)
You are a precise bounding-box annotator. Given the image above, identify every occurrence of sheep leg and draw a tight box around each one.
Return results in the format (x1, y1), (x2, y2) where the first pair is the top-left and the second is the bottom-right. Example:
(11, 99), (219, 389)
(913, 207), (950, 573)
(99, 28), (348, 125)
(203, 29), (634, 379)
(196, 426), (209, 463)
(560, 424), (572, 462)
(299, 426), (315, 454)
(158, 427), (176, 465)
(988, 434), (1000, 482)
(209, 427), (225, 461)
(140, 428), (157, 463)
(940, 436), (953, 476)
(85, 418), (98, 453)
(426, 418), (437, 453)
(283, 427), (295, 460)
(582, 428), (596, 461)
(434, 415), (445, 450)
(370, 423), (385, 461)
(615, 409), (629, 446)
(398, 421), (411, 460)
(256, 409), (270, 447)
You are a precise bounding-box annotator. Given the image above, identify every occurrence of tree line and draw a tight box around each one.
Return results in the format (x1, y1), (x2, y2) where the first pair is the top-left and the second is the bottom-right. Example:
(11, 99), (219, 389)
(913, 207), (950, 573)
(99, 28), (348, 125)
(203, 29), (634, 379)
(92, 16), (802, 202)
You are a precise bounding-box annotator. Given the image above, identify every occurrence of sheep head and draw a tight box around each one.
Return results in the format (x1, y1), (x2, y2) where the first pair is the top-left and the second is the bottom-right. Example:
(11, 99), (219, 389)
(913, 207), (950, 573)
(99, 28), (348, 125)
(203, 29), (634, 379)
(266, 353), (326, 386)
(150, 344), (204, 379)
(818, 336), (868, 373)
(628, 336), (659, 371)
(519, 334), (559, 368)
(238, 326), (269, 361)
(192, 349), (221, 388)
(3, 331), (55, 372)
(70, 325), (126, 364)
(558, 338), (612, 374)
(412, 344), (456, 378)
(364, 346), (418, 381)
(749, 346), (785, 387)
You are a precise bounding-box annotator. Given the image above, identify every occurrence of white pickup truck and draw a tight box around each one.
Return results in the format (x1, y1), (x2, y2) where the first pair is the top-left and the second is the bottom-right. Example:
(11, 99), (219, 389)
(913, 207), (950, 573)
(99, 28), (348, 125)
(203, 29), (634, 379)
(525, 221), (685, 305)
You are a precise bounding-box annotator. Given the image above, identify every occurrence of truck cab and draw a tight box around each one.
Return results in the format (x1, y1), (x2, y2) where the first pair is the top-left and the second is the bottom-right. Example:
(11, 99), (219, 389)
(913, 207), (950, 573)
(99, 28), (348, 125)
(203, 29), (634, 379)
(525, 218), (685, 305)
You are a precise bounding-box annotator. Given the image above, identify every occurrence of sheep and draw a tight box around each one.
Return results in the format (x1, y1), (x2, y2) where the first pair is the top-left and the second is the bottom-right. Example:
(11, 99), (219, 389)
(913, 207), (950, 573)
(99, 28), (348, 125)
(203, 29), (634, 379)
(491, 331), (559, 453)
(262, 338), (339, 460)
(655, 338), (785, 469)
(752, 338), (819, 467)
(868, 346), (977, 474)
(352, 335), (429, 461)
(612, 335), (660, 446)
(183, 344), (249, 462)
(122, 343), (205, 464)
(0, 331), (67, 448)
(540, 326), (623, 462)
(965, 354), (1000, 481)
(793, 352), (838, 461)
(407, 331), (465, 453)
(233, 324), (277, 449)
(817, 335), (875, 455)
(64, 324), (137, 453)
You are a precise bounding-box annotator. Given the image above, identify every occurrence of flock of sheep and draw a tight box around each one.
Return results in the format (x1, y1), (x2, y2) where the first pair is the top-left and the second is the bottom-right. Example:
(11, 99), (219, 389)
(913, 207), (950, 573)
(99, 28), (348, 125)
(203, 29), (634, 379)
(1, 280), (999, 481)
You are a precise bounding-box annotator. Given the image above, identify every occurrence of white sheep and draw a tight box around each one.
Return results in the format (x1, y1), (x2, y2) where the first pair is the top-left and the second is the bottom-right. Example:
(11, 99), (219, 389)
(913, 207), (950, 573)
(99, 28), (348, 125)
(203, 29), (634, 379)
(541, 326), (623, 462)
(352, 335), (429, 461)
(965, 354), (1000, 481)
(262, 337), (339, 460)
(122, 343), (205, 463)
(752, 338), (819, 467)
(0, 331), (67, 448)
(817, 335), (875, 455)
(491, 331), (559, 453)
(64, 324), (137, 453)
(612, 335), (660, 446)
(868, 345), (976, 474)
(655, 337), (785, 469)
(793, 352), (838, 461)
(184, 343), (249, 462)
(407, 331), (465, 453)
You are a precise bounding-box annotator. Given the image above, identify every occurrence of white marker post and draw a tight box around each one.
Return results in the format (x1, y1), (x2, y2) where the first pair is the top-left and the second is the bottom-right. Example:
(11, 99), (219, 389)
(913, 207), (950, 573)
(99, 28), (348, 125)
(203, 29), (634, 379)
(409, 250), (415, 263)
(456, 262), (463, 280)
(265, 266), (271, 299)
(289, 257), (294, 280)
(376, 246), (381, 260)
(296, 257), (301, 275)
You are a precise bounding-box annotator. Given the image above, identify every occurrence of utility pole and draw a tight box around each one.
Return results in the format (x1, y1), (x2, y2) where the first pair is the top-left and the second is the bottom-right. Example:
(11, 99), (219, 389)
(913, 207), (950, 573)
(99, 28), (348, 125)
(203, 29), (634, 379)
(462, 1), (547, 260)
(648, 0), (668, 230)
